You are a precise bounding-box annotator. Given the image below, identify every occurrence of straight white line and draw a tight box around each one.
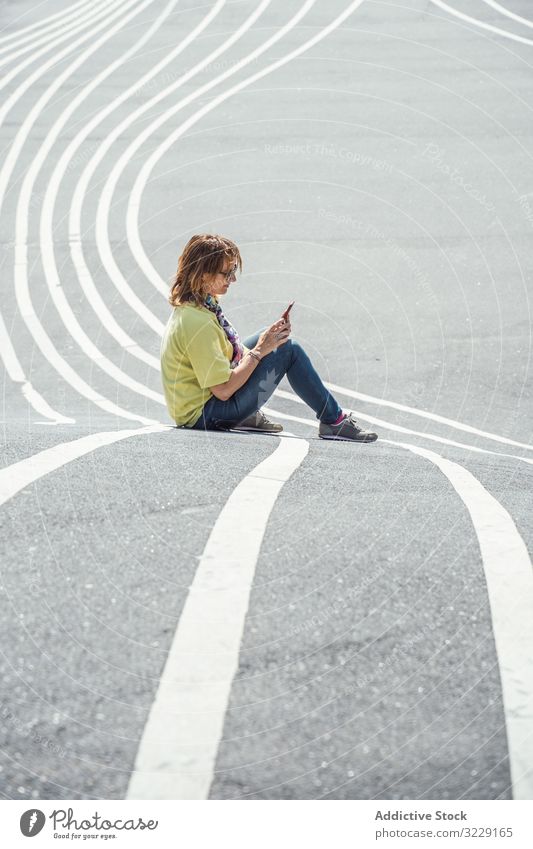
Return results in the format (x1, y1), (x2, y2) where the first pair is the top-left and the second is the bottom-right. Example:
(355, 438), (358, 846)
(0, 424), (170, 507)
(386, 439), (533, 800)
(126, 434), (309, 799)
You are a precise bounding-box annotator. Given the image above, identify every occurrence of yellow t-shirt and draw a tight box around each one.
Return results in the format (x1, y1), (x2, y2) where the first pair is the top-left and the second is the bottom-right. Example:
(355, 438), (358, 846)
(160, 301), (249, 427)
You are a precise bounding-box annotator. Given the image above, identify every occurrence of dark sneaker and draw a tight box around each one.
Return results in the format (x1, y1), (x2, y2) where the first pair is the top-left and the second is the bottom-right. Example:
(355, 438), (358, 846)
(319, 411), (378, 442)
(233, 409), (283, 433)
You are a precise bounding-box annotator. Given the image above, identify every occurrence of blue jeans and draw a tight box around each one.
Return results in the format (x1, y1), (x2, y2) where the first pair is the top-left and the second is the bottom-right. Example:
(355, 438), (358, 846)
(190, 330), (343, 430)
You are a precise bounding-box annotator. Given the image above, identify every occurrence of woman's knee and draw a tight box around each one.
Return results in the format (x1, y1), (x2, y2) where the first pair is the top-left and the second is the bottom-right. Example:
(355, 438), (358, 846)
(282, 338), (303, 358)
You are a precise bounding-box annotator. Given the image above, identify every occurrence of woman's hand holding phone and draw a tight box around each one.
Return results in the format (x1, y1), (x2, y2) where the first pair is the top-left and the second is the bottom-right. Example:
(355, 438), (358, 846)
(256, 319), (291, 356)
(252, 302), (294, 358)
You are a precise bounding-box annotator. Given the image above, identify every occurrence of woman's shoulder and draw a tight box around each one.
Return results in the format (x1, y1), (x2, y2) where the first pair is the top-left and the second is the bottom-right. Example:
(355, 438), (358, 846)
(171, 301), (216, 331)
(174, 301), (210, 318)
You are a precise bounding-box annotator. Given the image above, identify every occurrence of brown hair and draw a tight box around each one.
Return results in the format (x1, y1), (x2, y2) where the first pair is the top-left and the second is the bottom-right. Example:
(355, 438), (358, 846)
(169, 234), (242, 307)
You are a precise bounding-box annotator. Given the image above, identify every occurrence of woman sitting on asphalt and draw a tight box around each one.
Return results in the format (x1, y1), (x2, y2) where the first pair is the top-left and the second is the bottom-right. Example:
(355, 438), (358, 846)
(160, 233), (378, 442)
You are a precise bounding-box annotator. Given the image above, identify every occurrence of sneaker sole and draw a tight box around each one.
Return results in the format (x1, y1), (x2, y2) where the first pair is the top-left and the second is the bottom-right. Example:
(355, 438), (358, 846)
(319, 433), (378, 442)
(231, 426), (283, 433)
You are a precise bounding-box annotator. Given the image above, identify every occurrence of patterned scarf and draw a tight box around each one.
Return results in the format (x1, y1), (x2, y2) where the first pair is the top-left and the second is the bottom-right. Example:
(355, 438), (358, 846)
(203, 293), (244, 368)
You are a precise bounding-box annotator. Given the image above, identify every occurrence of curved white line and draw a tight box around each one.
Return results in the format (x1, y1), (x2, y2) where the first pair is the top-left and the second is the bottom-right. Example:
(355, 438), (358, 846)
(95, 152), (530, 453)
(386, 439), (533, 801)
(108, 10), (530, 451)
(121, 0), (318, 298)
(0, 424), (170, 506)
(3, 0), (161, 423)
(0, 310), (74, 424)
(67, 0), (229, 341)
(0, 1), (129, 423)
(324, 382), (533, 452)
(37, 0), (286, 416)
(30, 0), (183, 401)
(480, 0), (533, 30)
(0, 0), (90, 45)
(262, 403), (533, 799)
(1, 391), (530, 798)
(0, 0), (127, 178)
(0, 0), (112, 67)
(0, 0), (123, 84)
(69, 0), (358, 404)
(430, 0), (533, 46)
(10, 0), (277, 424)
(20, 0), (529, 456)
(130, 148), (531, 455)
(94, 0), (287, 328)
(266, 395), (533, 466)
(71, 0), (530, 456)
(39, 0), (321, 421)
(126, 433), (310, 800)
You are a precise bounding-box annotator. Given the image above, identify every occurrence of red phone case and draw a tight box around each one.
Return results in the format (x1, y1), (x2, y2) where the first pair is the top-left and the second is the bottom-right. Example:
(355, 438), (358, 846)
(282, 301), (295, 321)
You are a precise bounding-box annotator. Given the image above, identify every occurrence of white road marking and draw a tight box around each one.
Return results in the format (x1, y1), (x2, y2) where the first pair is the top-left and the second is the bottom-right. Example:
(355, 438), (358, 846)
(4, 0), (161, 424)
(126, 434), (309, 800)
(0, 425), (170, 507)
(31, 0), (182, 393)
(480, 0), (533, 31)
(25, 0), (356, 425)
(101, 0), (309, 306)
(0, 311), (73, 423)
(323, 383), (533, 452)
(0, 0), (120, 84)
(0, 0), (112, 69)
(26, 0), (526, 461)
(125, 0), (365, 296)
(66, 0), (225, 361)
(0, 0), (134, 424)
(385, 439), (533, 801)
(430, 0), (533, 46)
(0, 0), (92, 49)
(11, 0), (276, 422)
(264, 404), (533, 799)
(0, 0), (528, 803)
(269, 392), (533, 466)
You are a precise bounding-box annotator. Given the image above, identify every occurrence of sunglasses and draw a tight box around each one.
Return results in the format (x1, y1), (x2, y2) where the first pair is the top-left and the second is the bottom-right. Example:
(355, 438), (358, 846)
(219, 264), (238, 282)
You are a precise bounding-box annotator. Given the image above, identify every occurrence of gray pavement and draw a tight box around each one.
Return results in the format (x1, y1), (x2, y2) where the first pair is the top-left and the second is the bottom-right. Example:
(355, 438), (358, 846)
(0, 0), (532, 800)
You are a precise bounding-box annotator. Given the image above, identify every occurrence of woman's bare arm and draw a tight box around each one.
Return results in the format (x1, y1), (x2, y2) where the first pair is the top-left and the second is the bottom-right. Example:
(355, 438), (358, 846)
(210, 349), (262, 401)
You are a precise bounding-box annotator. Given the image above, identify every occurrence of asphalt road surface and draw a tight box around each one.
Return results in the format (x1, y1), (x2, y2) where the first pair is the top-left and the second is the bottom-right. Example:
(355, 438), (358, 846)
(0, 0), (532, 801)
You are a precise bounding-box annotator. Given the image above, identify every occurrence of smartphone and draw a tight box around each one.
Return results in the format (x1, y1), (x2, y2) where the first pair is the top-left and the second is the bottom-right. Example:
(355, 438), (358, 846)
(281, 300), (295, 321)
